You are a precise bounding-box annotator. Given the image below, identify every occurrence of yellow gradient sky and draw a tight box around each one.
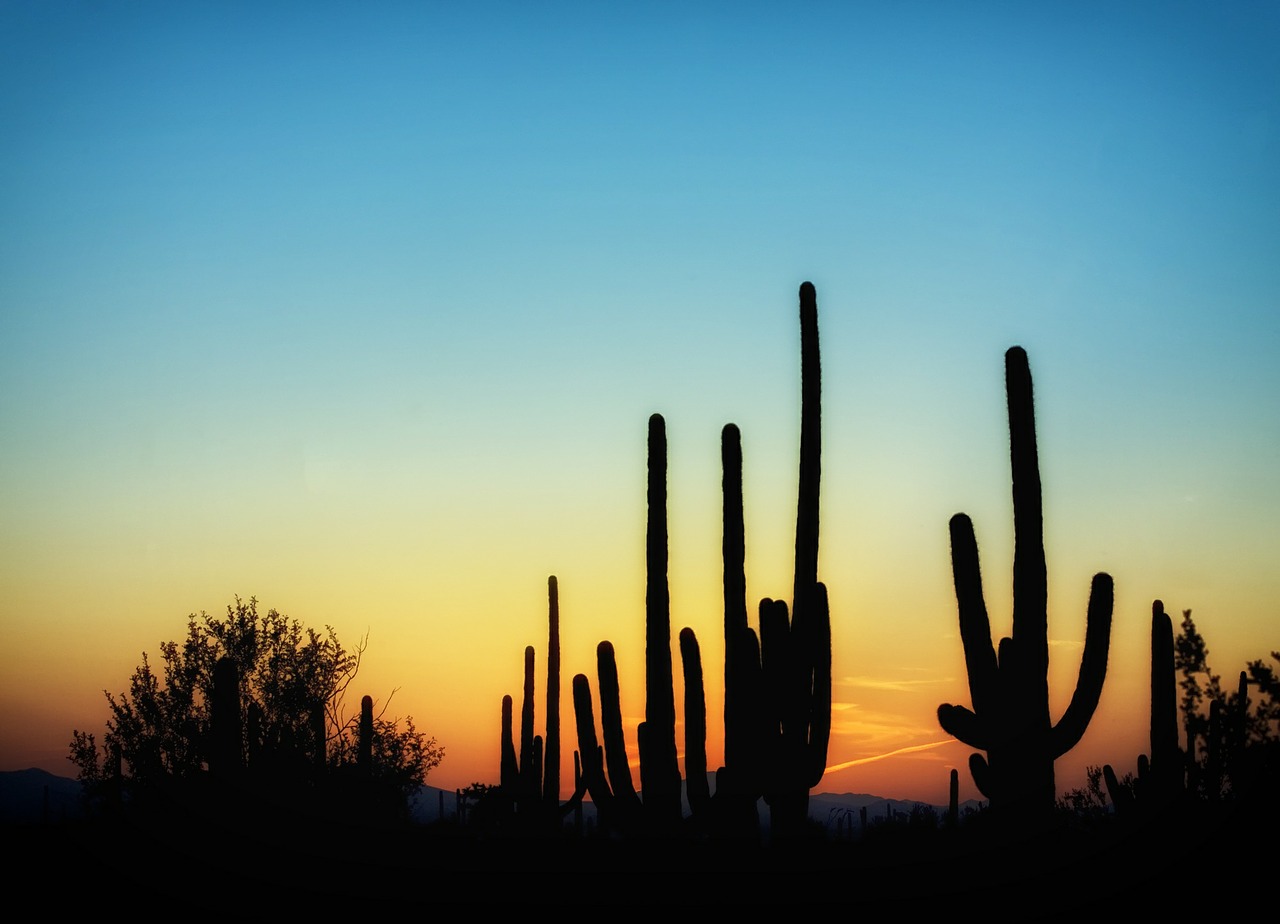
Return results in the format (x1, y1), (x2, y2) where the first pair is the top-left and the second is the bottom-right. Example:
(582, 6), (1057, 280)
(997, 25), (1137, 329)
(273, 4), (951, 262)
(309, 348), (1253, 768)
(2, 2), (1277, 807)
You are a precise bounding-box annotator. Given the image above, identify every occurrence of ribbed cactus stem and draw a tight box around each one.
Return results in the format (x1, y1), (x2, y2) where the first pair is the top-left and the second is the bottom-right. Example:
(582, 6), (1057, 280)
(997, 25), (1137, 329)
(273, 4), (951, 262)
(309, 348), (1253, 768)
(544, 575), (561, 805)
(722, 422), (749, 773)
(793, 280), (821, 604)
(643, 412), (681, 829)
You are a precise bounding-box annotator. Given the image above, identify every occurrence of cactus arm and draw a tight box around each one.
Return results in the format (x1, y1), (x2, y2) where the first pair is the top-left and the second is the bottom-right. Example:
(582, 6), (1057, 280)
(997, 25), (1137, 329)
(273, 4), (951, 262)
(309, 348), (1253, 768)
(1049, 572), (1114, 758)
(571, 673), (618, 821)
(1103, 763), (1134, 813)
(595, 641), (640, 808)
(943, 513), (999, 728)
(968, 753), (993, 799)
(806, 582), (832, 788)
(938, 705), (989, 751)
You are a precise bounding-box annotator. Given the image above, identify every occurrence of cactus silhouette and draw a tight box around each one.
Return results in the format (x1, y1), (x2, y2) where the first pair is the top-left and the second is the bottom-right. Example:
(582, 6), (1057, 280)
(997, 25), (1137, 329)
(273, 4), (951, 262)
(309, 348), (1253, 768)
(1104, 600), (1183, 815)
(570, 282), (830, 843)
(748, 282), (831, 841)
(543, 574), (561, 809)
(948, 767), (960, 828)
(572, 641), (643, 836)
(569, 417), (683, 837)
(679, 626), (711, 821)
(496, 576), (585, 832)
(937, 346), (1113, 827)
(640, 412), (684, 832)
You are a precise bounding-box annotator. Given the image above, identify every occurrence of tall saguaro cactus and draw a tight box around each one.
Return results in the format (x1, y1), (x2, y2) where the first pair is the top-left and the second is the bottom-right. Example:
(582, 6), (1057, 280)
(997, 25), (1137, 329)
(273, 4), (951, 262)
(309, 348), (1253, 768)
(640, 412), (684, 831)
(543, 575), (561, 807)
(757, 281), (832, 840)
(937, 346), (1113, 826)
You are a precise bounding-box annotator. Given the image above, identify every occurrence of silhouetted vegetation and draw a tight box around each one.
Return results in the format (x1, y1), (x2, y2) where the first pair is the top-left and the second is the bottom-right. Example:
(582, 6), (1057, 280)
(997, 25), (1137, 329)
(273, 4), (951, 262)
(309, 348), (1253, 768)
(68, 597), (443, 828)
(489, 575), (586, 836)
(568, 282), (830, 846)
(43, 281), (1277, 910)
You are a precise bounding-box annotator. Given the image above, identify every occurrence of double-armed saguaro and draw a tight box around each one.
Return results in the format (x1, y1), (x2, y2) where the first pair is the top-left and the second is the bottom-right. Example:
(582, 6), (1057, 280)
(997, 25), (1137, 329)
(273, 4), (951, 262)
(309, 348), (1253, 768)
(937, 346), (1113, 827)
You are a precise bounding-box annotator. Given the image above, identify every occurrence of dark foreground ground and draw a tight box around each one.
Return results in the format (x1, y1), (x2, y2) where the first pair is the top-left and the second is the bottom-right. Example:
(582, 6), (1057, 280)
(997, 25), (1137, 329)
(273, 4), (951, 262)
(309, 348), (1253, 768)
(7, 798), (1272, 915)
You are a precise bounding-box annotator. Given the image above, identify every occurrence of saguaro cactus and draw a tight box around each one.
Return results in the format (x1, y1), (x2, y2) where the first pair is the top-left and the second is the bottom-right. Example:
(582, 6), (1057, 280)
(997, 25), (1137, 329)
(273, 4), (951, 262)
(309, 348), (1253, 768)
(640, 412), (683, 830)
(937, 346), (1114, 826)
(498, 577), (586, 831)
(758, 281), (831, 840)
(571, 281), (831, 843)
(543, 575), (561, 808)
(1104, 601), (1185, 815)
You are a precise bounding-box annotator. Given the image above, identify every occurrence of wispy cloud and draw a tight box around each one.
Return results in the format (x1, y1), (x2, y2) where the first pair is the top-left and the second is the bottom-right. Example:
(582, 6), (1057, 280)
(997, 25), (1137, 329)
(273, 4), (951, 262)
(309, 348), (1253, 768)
(838, 674), (952, 693)
(825, 739), (954, 774)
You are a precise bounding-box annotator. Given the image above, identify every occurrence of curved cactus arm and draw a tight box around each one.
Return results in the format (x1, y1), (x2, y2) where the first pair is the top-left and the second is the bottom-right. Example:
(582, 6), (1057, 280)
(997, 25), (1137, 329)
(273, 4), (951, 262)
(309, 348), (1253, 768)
(679, 627), (711, 816)
(596, 641), (640, 807)
(1049, 572), (1114, 758)
(1103, 763), (1134, 814)
(948, 514), (1000, 717)
(571, 674), (617, 814)
(969, 752), (994, 799)
(938, 704), (990, 751)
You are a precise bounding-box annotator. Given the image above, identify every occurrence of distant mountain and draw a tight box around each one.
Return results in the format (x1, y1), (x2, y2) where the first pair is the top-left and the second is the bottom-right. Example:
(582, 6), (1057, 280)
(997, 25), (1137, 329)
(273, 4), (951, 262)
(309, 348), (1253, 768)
(3, 768), (974, 835)
(0, 768), (88, 824)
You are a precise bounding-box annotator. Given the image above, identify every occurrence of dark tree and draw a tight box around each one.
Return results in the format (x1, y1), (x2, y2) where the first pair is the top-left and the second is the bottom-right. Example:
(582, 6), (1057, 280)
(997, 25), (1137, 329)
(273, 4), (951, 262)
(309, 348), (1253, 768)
(69, 596), (443, 821)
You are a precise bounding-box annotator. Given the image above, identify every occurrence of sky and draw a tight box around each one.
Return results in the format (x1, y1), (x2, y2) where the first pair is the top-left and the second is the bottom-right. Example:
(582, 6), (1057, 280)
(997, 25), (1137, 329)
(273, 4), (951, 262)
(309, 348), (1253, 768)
(2, 1), (1277, 808)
